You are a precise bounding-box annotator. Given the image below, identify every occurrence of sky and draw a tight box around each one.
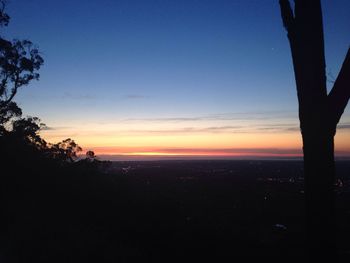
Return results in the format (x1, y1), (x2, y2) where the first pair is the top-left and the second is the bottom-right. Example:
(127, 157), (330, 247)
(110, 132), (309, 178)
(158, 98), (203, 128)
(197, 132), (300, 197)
(4, 0), (350, 159)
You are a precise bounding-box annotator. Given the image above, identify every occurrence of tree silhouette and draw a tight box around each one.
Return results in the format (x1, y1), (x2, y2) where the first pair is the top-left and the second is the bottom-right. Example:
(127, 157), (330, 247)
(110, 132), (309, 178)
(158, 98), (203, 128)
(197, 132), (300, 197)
(0, 1), (83, 165)
(0, 38), (44, 106)
(86, 150), (96, 159)
(279, 0), (350, 261)
(48, 138), (82, 162)
(0, 0), (43, 132)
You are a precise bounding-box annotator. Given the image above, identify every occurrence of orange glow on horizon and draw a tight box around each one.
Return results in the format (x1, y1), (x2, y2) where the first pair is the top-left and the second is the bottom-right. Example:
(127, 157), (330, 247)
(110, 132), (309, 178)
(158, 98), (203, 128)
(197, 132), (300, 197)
(84, 146), (304, 159)
(40, 119), (350, 159)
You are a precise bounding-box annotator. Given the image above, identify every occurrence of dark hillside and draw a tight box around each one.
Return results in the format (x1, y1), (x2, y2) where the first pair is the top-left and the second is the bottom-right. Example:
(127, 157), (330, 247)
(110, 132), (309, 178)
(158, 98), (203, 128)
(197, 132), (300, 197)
(1, 160), (350, 262)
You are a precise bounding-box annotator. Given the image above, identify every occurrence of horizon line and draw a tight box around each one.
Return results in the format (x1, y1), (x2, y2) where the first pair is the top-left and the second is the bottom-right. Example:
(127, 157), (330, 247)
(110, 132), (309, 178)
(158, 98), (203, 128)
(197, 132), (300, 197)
(89, 154), (350, 162)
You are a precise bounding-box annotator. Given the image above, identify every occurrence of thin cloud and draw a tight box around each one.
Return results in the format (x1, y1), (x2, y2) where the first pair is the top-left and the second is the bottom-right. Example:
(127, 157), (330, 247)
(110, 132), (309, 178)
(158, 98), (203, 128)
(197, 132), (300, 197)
(125, 94), (147, 100)
(123, 125), (245, 135)
(40, 126), (54, 131)
(255, 123), (299, 132)
(257, 122), (350, 132)
(121, 111), (297, 123)
(61, 92), (95, 100)
(40, 126), (72, 131)
(116, 124), (299, 135)
(338, 123), (350, 130)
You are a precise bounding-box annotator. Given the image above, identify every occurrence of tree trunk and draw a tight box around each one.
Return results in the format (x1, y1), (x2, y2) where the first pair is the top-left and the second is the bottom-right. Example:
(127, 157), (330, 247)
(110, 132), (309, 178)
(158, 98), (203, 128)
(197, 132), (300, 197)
(279, 1), (350, 261)
(302, 129), (336, 261)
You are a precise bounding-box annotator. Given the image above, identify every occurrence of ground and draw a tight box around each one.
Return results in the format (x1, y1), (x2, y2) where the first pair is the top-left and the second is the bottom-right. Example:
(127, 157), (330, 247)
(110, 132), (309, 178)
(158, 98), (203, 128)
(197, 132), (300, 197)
(1, 160), (350, 262)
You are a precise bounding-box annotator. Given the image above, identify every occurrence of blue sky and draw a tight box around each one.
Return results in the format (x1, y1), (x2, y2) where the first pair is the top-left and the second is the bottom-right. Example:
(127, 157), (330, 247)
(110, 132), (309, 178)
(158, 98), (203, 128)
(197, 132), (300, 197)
(3, 0), (350, 157)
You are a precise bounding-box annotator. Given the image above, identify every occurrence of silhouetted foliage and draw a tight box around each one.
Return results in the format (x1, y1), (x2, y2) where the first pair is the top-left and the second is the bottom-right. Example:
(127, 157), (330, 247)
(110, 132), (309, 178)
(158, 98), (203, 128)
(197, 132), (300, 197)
(86, 150), (95, 159)
(0, 0), (9, 27)
(48, 138), (82, 162)
(0, 101), (21, 131)
(9, 116), (47, 149)
(0, 0), (43, 140)
(0, 1), (86, 166)
(280, 0), (350, 261)
(0, 38), (44, 107)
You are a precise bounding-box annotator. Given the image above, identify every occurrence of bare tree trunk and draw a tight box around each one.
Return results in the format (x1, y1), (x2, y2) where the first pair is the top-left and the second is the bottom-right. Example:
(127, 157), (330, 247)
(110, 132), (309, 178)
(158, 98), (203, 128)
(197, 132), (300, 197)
(303, 129), (336, 260)
(279, 0), (350, 261)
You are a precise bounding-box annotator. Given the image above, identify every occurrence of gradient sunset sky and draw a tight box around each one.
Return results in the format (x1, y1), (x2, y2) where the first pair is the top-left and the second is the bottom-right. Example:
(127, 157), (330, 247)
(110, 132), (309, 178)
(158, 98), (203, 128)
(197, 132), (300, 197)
(5, 0), (350, 159)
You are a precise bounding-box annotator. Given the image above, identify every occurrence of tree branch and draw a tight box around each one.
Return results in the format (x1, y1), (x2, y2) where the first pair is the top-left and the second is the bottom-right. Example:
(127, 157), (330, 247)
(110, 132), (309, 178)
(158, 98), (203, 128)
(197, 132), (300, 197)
(279, 0), (294, 32)
(4, 72), (19, 105)
(328, 47), (350, 126)
(280, 0), (328, 110)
